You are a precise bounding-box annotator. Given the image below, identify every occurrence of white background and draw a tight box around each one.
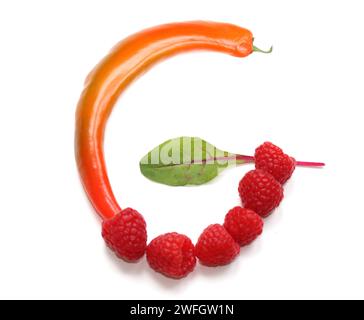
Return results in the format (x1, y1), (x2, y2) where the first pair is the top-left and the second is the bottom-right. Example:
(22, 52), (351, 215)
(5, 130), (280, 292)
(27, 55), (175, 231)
(0, 0), (363, 300)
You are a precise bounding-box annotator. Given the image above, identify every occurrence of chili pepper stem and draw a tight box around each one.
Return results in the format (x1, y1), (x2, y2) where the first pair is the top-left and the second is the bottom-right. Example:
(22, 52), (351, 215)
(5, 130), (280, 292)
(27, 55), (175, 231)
(253, 45), (273, 54)
(236, 155), (325, 167)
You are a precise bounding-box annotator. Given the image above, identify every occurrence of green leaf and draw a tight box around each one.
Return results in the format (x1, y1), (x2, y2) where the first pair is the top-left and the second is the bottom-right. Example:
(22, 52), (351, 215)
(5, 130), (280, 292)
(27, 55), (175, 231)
(139, 137), (246, 186)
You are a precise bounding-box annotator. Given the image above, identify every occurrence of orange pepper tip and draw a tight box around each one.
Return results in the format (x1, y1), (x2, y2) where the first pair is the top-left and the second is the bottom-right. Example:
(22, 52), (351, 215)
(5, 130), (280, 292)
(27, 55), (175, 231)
(235, 38), (254, 57)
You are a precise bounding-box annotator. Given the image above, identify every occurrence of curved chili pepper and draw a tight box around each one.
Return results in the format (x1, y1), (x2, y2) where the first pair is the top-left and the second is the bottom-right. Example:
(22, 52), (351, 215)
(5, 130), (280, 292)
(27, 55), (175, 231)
(75, 21), (269, 221)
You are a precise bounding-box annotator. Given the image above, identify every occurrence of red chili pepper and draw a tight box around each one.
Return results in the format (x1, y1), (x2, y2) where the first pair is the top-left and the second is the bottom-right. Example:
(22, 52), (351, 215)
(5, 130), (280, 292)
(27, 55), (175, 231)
(75, 21), (269, 220)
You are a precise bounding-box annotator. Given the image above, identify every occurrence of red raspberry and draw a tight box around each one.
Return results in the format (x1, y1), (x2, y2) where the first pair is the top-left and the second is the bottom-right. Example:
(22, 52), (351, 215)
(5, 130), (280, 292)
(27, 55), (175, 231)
(102, 208), (147, 262)
(239, 169), (284, 218)
(224, 207), (264, 246)
(195, 224), (240, 267)
(255, 142), (296, 184)
(146, 233), (196, 279)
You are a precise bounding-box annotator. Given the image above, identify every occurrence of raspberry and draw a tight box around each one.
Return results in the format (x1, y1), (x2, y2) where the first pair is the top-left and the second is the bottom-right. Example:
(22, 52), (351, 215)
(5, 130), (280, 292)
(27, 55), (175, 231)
(102, 208), (147, 262)
(146, 233), (196, 279)
(239, 169), (284, 218)
(224, 207), (264, 246)
(195, 224), (240, 267)
(255, 142), (296, 184)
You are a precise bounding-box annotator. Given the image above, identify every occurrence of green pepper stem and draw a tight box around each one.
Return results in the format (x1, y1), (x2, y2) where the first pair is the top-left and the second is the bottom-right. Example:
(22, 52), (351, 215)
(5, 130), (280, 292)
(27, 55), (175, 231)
(253, 45), (273, 54)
